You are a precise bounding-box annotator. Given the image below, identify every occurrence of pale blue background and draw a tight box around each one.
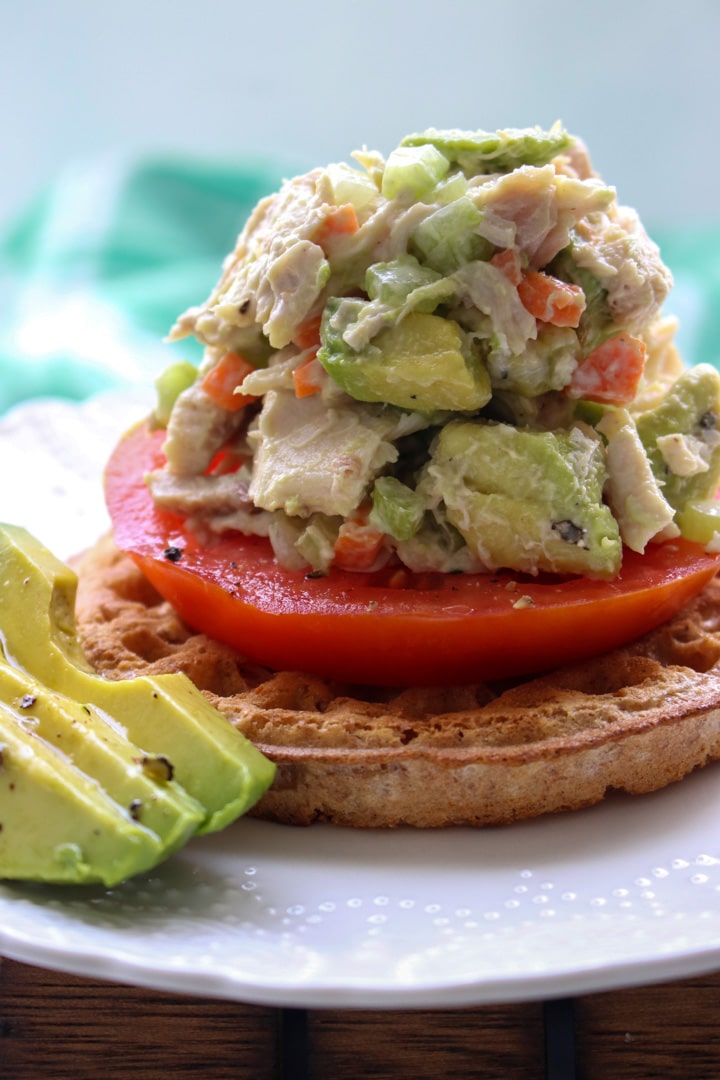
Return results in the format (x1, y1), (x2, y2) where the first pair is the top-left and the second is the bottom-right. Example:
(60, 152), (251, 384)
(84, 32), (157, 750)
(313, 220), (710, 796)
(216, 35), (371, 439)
(2, 0), (719, 231)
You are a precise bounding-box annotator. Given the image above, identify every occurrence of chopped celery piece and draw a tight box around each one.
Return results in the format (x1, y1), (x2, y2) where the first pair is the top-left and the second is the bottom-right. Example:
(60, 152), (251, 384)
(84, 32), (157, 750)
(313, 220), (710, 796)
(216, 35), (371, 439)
(676, 499), (720, 544)
(370, 477), (425, 541)
(326, 162), (378, 211)
(154, 360), (197, 426)
(430, 172), (468, 205)
(381, 144), (450, 201)
(365, 256), (443, 308)
(410, 198), (492, 274)
(295, 514), (340, 571)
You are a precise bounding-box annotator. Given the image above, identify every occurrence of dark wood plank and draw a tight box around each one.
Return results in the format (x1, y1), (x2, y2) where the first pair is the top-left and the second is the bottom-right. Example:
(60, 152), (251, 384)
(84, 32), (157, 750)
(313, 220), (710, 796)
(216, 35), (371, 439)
(306, 1003), (545, 1079)
(575, 974), (720, 1080)
(3, 956), (720, 1079)
(0, 958), (277, 1079)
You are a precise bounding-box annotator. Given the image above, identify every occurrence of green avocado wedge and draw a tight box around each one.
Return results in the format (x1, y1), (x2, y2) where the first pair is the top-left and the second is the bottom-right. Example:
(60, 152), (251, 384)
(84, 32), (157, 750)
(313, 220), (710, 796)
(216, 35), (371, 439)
(0, 523), (276, 885)
(318, 307), (491, 413)
(0, 703), (167, 886)
(0, 660), (205, 857)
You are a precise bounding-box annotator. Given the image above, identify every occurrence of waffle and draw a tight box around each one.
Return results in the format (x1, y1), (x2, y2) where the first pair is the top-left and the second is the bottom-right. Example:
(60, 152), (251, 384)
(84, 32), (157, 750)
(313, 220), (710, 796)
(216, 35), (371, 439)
(72, 534), (720, 827)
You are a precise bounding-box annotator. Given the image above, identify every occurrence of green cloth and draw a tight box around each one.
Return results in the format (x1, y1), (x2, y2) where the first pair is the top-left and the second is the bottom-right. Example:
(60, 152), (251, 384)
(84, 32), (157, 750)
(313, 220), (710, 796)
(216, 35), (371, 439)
(1, 157), (719, 415)
(0, 156), (291, 414)
(653, 226), (720, 369)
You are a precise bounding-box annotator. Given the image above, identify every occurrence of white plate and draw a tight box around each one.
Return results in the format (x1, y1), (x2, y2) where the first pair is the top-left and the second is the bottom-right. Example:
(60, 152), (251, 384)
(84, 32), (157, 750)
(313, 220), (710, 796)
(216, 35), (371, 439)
(1, 393), (719, 1008)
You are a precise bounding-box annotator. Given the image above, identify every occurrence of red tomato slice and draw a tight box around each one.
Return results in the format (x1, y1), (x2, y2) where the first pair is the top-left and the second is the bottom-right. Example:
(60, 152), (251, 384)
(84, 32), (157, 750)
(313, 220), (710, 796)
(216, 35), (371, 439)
(104, 421), (720, 687)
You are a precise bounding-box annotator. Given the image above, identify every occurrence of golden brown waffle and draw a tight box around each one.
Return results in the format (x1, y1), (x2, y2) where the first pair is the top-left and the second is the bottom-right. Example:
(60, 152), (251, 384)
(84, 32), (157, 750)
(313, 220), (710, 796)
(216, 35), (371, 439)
(73, 535), (720, 827)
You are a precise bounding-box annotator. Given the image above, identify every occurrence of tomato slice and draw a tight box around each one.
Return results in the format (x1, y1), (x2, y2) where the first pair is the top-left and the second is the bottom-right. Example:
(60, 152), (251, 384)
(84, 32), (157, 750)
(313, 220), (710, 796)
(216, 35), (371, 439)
(104, 421), (720, 687)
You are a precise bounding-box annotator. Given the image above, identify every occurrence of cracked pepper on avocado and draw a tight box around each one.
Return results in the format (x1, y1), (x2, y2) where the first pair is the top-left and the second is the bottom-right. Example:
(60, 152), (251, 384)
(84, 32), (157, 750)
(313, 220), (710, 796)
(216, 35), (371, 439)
(148, 124), (720, 582)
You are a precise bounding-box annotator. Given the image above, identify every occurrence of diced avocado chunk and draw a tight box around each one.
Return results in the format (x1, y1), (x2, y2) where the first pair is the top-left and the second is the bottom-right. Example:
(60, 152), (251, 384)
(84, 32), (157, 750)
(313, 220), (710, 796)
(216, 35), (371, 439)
(370, 477), (425, 541)
(318, 308), (492, 413)
(486, 324), (579, 397)
(635, 364), (720, 522)
(0, 525), (275, 850)
(381, 143), (450, 201)
(400, 125), (574, 176)
(410, 198), (493, 275)
(424, 419), (621, 577)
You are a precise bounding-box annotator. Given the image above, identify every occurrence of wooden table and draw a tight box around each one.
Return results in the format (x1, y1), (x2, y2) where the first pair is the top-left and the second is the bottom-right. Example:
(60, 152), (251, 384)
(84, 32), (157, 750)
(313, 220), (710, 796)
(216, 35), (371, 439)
(1, 958), (719, 1078)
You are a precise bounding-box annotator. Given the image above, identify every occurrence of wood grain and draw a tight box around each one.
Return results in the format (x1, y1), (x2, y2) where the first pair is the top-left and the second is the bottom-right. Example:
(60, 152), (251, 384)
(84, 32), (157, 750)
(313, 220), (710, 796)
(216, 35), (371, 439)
(2, 957), (720, 1079)
(575, 975), (720, 1080)
(306, 1004), (545, 1079)
(0, 959), (276, 1079)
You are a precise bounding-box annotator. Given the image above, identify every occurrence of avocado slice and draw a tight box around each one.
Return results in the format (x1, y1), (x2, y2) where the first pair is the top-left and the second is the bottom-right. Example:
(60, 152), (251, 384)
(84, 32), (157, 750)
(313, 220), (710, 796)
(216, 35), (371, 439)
(0, 525), (275, 838)
(0, 658), (205, 856)
(0, 706), (164, 886)
(318, 308), (492, 413)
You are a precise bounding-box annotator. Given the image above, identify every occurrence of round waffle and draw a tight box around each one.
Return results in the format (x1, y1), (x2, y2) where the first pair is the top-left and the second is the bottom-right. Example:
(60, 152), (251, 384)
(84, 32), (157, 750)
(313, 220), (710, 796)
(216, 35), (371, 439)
(73, 535), (720, 827)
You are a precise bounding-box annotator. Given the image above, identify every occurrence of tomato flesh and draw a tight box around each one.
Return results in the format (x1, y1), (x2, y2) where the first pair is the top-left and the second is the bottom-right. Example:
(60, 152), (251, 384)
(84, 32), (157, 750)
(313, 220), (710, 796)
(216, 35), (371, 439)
(104, 422), (720, 687)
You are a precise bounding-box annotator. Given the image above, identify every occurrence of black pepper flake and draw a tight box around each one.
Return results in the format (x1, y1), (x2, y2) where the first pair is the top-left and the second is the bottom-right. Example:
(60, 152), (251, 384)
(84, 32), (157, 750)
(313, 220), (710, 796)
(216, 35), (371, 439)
(699, 410), (717, 430)
(163, 546), (183, 562)
(305, 570), (325, 579)
(552, 519), (586, 546)
(140, 754), (175, 783)
(19, 694), (37, 710)
(129, 799), (142, 821)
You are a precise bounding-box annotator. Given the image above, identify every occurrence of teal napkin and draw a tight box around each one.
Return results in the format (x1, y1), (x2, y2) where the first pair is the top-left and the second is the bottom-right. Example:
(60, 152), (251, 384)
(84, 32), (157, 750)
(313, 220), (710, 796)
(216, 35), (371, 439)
(0, 156), (719, 416)
(0, 156), (291, 413)
(653, 226), (720, 369)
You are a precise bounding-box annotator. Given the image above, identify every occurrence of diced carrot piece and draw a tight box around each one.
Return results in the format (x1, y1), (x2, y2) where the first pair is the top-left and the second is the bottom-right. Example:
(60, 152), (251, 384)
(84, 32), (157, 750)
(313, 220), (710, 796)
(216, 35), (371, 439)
(490, 248), (523, 286)
(333, 512), (386, 572)
(566, 333), (647, 406)
(293, 348), (323, 398)
(313, 204), (360, 250)
(201, 352), (257, 412)
(517, 271), (586, 328)
(292, 314), (323, 350)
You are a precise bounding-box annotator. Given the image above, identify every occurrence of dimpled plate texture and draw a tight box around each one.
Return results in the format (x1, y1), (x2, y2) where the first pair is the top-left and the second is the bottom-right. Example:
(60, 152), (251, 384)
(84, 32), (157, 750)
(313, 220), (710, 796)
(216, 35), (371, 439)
(0, 393), (719, 1007)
